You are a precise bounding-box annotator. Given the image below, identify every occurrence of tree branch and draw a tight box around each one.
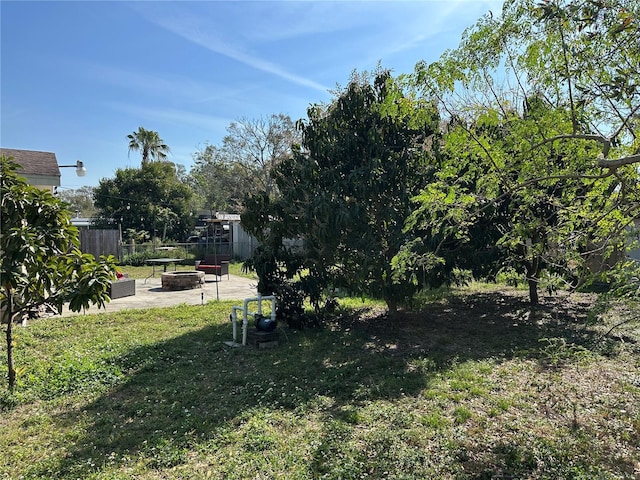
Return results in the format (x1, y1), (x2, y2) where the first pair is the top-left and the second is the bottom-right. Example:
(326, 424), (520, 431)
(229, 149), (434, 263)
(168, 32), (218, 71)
(473, 170), (613, 217)
(525, 134), (640, 170)
(528, 134), (611, 157)
(557, 10), (578, 133)
(598, 153), (640, 170)
(593, 314), (640, 346)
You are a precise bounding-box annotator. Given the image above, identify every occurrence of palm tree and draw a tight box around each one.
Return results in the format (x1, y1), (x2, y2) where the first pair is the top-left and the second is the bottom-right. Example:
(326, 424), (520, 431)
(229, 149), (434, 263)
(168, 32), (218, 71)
(127, 127), (170, 165)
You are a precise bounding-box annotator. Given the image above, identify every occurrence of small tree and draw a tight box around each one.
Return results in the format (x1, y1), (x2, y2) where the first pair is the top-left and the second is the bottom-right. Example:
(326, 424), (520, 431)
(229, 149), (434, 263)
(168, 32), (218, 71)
(1, 156), (116, 390)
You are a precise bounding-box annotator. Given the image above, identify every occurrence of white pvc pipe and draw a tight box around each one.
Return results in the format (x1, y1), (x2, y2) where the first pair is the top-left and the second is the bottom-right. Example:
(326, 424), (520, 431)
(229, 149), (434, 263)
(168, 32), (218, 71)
(230, 306), (244, 343)
(230, 294), (276, 346)
(242, 306), (248, 346)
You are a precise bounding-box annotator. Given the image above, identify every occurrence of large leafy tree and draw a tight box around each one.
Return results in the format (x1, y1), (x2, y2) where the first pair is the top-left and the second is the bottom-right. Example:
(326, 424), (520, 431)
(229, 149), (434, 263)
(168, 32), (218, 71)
(408, 0), (640, 304)
(93, 162), (195, 242)
(127, 127), (171, 165)
(1, 155), (116, 390)
(188, 144), (251, 213)
(243, 70), (439, 314)
(188, 114), (301, 213)
(55, 186), (98, 218)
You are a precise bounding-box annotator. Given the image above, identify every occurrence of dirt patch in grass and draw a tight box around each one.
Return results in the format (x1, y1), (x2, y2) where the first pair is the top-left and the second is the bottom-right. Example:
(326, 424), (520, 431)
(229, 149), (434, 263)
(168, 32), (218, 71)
(333, 286), (635, 359)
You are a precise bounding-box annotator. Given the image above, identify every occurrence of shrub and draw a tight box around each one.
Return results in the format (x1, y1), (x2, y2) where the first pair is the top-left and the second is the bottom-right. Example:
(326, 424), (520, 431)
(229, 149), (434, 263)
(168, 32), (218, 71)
(121, 250), (152, 266)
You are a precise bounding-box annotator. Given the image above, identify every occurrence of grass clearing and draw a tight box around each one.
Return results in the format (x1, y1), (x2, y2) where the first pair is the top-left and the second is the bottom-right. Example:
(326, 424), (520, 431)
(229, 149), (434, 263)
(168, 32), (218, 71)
(118, 261), (257, 280)
(1, 285), (639, 479)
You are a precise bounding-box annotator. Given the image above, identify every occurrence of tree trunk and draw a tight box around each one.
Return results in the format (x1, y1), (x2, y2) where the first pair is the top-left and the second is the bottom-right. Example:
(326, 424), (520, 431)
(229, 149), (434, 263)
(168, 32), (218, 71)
(528, 276), (539, 306)
(383, 260), (399, 317)
(5, 294), (16, 390)
(525, 256), (540, 306)
(386, 298), (398, 317)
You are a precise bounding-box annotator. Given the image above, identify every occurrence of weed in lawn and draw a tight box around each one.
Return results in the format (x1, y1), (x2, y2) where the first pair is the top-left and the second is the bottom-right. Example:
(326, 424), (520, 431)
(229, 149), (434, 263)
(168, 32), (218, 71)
(538, 336), (594, 369)
(492, 442), (537, 473)
(29, 353), (124, 400)
(419, 411), (450, 430)
(453, 405), (473, 424)
(445, 361), (491, 397)
(0, 389), (19, 410)
(335, 406), (362, 425)
(493, 397), (512, 413)
(238, 411), (282, 453)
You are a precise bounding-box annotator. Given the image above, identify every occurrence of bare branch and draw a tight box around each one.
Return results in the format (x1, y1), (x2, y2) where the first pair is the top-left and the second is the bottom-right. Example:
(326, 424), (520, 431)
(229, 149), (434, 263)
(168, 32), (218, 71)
(584, 68), (640, 142)
(594, 314), (640, 345)
(557, 13), (577, 133)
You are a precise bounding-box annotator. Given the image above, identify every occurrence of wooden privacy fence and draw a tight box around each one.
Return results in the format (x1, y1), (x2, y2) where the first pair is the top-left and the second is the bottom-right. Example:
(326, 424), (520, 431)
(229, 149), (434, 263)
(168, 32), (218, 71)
(79, 229), (121, 260)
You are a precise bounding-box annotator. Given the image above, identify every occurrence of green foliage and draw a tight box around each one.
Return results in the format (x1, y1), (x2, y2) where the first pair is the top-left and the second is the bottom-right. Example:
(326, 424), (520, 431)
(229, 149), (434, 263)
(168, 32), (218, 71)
(127, 126), (170, 165)
(1, 155), (117, 389)
(121, 250), (152, 267)
(242, 240), (311, 328)
(243, 68), (440, 313)
(188, 144), (248, 212)
(187, 114), (301, 212)
(272, 282), (308, 329)
(93, 161), (195, 241)
(120, 246), (189, 267)
(408, 0), (640, 304)
(1, 156), (117, 317)
(122, 228), (149, 244)
(538, 337), (593, 369)
(602, 259), (640, 300)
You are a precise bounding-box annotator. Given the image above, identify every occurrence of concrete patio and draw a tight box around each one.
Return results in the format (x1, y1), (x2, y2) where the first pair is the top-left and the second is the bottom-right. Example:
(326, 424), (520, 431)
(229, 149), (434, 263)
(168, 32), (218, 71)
(59, 274), (258, 317)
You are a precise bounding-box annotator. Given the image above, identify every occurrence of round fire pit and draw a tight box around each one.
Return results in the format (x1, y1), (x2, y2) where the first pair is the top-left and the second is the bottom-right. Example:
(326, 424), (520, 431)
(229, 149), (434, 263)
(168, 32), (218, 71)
(161, 271), (205, 290)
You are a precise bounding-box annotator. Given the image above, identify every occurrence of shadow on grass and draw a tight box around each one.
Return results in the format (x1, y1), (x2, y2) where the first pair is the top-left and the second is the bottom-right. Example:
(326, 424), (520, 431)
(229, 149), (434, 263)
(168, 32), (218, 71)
(36, 289), (618, 478)
(344, 288), (609, 361)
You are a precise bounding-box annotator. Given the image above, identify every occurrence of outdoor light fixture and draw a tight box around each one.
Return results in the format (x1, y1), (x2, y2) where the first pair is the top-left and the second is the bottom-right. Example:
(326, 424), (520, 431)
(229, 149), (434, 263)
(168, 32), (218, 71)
(59, 160), (87, 177)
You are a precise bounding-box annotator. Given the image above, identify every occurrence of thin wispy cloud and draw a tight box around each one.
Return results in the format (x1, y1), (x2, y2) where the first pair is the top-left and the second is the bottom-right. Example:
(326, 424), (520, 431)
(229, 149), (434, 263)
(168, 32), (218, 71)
(107, 102), (230, 134)
(239, 2), (377, 42)
(168, 144), (202, 168)
(87, 64), (247, 106)
(135, 5), (330, 93)
(361, 1), (497, 61)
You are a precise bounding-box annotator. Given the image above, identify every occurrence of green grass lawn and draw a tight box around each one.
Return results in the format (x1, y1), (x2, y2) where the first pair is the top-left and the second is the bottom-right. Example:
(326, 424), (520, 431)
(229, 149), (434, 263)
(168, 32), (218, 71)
(1, 286), (639, 479)
(119, 261), (257, 280)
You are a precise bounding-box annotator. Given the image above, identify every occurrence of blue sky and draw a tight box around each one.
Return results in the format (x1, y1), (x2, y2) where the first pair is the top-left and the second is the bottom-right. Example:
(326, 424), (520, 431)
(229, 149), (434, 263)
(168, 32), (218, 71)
(1, 0), (501, 189)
